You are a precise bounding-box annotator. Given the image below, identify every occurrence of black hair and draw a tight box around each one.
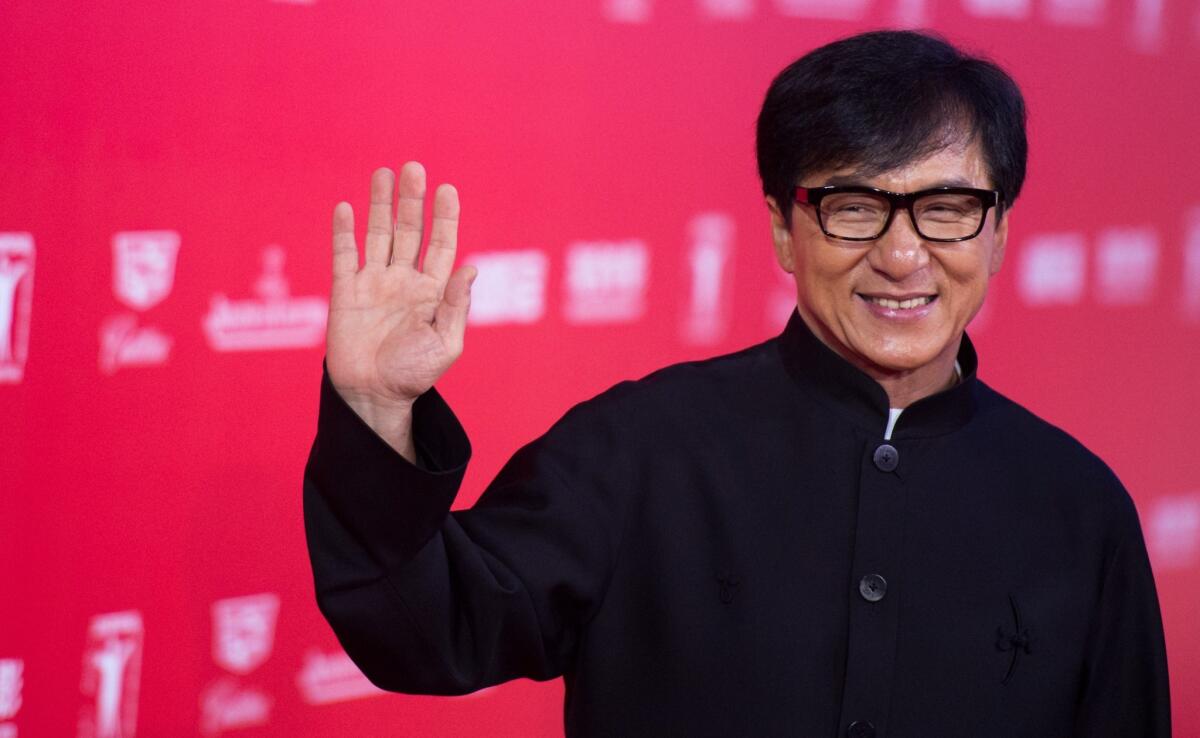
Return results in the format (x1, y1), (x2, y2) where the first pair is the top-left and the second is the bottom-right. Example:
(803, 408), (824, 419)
(756, 30), (1027, 227)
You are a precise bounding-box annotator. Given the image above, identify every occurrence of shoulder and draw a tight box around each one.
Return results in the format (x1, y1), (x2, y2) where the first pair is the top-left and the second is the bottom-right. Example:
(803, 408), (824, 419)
(971, 381), (1141, 538)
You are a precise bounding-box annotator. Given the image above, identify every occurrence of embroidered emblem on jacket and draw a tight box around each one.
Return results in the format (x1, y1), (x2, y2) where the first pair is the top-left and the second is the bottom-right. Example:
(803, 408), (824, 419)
(716, 569), (741, 604)
(996, 593), (1033, 685)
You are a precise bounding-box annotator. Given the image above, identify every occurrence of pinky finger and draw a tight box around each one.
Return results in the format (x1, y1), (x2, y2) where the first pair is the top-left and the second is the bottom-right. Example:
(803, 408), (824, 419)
(332, 202), (359, 279)
(434, 264), (477, 353)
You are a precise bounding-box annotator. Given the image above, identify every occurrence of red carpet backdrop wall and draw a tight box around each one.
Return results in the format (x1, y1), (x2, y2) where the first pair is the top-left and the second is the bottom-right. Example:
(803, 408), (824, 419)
(1, 0), (1198, 735)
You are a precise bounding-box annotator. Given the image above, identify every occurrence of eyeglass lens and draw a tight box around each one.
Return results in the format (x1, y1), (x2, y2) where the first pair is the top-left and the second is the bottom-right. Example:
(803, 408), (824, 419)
(820, 192), (986, 240)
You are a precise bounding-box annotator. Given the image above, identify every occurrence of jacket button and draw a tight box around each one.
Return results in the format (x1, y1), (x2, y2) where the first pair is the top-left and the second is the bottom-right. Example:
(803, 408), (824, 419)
(859, 574), (887, 602)
(847, 720), (876, 738)
(873, 443), (899, 472)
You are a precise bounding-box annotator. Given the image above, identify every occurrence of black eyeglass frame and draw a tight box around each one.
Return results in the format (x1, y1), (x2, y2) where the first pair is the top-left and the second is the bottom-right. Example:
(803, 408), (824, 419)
(794, 185), (1003, 243)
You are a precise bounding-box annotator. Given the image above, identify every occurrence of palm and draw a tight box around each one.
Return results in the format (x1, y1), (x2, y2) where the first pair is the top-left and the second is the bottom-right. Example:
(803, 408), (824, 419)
(325, 164), (475, 409)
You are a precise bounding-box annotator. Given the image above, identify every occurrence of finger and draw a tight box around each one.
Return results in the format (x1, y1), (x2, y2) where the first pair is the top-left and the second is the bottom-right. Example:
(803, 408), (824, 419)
(435, 264), (477, 352)
(364, 167), (395, 266)
(392, 161), (426, 268)
(422, 183), (460, 291)
(331, 201), (358, 282)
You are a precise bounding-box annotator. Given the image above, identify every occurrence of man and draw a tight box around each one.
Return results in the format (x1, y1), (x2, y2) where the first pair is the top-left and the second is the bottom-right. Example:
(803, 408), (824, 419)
(304, 30), (1170, 737)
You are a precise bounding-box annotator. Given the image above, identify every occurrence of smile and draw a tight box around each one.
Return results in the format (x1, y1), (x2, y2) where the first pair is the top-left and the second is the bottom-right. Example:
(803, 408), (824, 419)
(858, 294), (937, 310)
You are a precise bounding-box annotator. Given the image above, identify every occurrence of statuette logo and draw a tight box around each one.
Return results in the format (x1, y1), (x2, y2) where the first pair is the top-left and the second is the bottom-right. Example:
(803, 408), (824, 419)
(0, 234), (35, 384)
(0, 659), (22, 721)
(78, 611), (143, 738)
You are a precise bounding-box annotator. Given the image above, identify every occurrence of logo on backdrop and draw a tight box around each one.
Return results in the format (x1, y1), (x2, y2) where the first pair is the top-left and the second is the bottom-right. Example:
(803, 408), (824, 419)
(466, 249), (548, 326)
(0, 233), (35, 385)
(78, 611), (143, 738)
(681, 213), (735, 345)
(295, 648), (383, 706)
(1017, 232), (1087, 306)
(1146, 492), (1200, 570)
(563, 239), (648, 324)
(201, 593), (279, 735)
(202, 245), (326, 352)
(1184, 207), (1200, 322)
(0, 658), (22, 738)
(100, 232), (179, 375)
(1094, 227), (1159, 305)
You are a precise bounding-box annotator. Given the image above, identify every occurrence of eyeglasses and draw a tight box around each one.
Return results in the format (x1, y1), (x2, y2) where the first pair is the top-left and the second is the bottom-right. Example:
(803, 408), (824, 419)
(795, 185), (1002, 242)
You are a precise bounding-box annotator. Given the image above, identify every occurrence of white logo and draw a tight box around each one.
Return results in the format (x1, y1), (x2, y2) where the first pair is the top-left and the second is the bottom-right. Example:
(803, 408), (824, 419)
(112, 232), (180, 311)
(211, 593), (279, 675)
(102, 231), (179, 374)
(563, 240), (648, 324)
(1146, 492), (1200, 570)
(699, 0), (755, 20)
(1094, 227), (1159, 305)
(203, 245), (327, 351)
(892, 0), (932, 26)
(1017, 233), (1087, 306)
(295, 649), (383, 705)
(1042, 0), (1105, 26)
(681, 213), (734, 345)
(1183, 207), (1200, 321)
(0, 659), (22, 721)
(0, 234), (35, 384)
(603, 0), (652, 22)
(199, 678), (271, 736)
(961, 0), (1031, 18)
(78, 611), (143, 738)
(774, 0), (871, 19)
(466, 250), (548, 326)
(1130, 0), (1165, 51)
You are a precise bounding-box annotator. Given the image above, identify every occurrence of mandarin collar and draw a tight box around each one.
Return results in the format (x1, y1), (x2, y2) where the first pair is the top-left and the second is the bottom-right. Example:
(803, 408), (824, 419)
(776, 308), (979, 439)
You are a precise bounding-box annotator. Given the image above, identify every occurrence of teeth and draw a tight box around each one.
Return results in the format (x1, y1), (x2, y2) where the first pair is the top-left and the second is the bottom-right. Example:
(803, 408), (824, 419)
(868, 296), (933, 309)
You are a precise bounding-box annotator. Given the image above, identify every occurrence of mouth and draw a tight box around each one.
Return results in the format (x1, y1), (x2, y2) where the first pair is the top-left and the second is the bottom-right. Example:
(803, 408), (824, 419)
(857, 293), (938, 311)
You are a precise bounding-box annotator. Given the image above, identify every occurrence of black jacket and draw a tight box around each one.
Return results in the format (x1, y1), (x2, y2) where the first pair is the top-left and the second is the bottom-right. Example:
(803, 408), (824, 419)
(304, 311), (1170, 737)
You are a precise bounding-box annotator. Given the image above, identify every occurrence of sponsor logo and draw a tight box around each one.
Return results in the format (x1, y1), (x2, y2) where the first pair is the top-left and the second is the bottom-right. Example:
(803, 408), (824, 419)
(202, 594), (279, 734)
(466, 250), (548, 326)
(0, 234), (35, 384)
(200, 679), (271, 737)
(1146, 492), (1200, 570)
(295, 649), (383, 706)
(563, 240), (648, 324)
(1017, 233), (1087, 306)
(603, 0), (652, 22)
(1183, 208), (1200, 321)
(892, 0), (932, 26)
(1042, 0), (1105, 26)
(211, 593), (279, 676)
(699, 0), (754, 20)
(1130, 0), (1165, 51)
(101, 232), (179, 375)
(203, 245), (326, 351)
(681, 213), (734, 345)
(1094, 227), (1158, 304)
(774, 0), (870, 19)
(112, 231), (179, 311)
(961, 0), (1031, 18)
(0, 659), (22, 722)
(78, 611), (143, 738)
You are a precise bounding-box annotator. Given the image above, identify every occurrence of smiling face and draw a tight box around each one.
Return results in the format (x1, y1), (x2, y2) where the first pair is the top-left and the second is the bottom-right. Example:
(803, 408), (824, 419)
(769, 138), (1009, 383)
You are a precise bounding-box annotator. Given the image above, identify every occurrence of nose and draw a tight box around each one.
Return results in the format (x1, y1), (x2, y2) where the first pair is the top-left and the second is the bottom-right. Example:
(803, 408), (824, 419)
(867, 208), (930, 281)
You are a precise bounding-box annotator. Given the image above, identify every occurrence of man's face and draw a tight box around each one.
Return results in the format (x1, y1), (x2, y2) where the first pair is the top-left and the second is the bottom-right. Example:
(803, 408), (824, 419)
(769, 139), (1009, 376)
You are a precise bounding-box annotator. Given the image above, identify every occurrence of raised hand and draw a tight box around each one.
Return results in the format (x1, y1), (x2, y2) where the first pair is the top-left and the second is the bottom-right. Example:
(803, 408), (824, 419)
(325, 163), (476, 458)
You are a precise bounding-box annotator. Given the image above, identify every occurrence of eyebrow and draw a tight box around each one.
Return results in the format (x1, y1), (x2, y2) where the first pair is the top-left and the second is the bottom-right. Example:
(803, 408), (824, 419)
(819, 175), (980, 189)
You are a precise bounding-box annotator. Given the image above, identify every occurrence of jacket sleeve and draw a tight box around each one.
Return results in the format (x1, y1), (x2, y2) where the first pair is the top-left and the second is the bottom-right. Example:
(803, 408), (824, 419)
(1072, 491), (1171, 737)
(303, 368), (628, 695)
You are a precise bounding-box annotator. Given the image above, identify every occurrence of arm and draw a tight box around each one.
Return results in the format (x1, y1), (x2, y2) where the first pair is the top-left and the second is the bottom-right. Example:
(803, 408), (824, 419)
(1072, 491), (1171, 737)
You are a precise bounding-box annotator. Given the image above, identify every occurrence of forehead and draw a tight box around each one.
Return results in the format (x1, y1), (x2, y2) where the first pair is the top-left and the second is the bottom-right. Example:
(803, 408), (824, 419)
(813, 139), (992, 190)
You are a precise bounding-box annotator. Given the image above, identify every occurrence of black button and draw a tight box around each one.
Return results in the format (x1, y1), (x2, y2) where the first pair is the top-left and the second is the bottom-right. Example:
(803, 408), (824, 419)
(859, 574), (887, 602)
(847, 720), (875, 738)
(873, 443), (899, 472)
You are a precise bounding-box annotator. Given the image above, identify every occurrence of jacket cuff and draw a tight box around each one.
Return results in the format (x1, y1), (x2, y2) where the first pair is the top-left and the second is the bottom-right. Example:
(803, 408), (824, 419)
(305, 365), (472, 567)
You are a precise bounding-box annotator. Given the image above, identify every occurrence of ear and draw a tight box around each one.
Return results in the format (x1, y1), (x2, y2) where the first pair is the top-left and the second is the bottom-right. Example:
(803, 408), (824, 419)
(766, 196), (795, 273)
(988, 207), (1009, 275)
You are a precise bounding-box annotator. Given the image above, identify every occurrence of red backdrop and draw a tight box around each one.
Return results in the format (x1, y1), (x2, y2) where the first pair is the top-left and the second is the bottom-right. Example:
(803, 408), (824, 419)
(2, 0), (1198, 735)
